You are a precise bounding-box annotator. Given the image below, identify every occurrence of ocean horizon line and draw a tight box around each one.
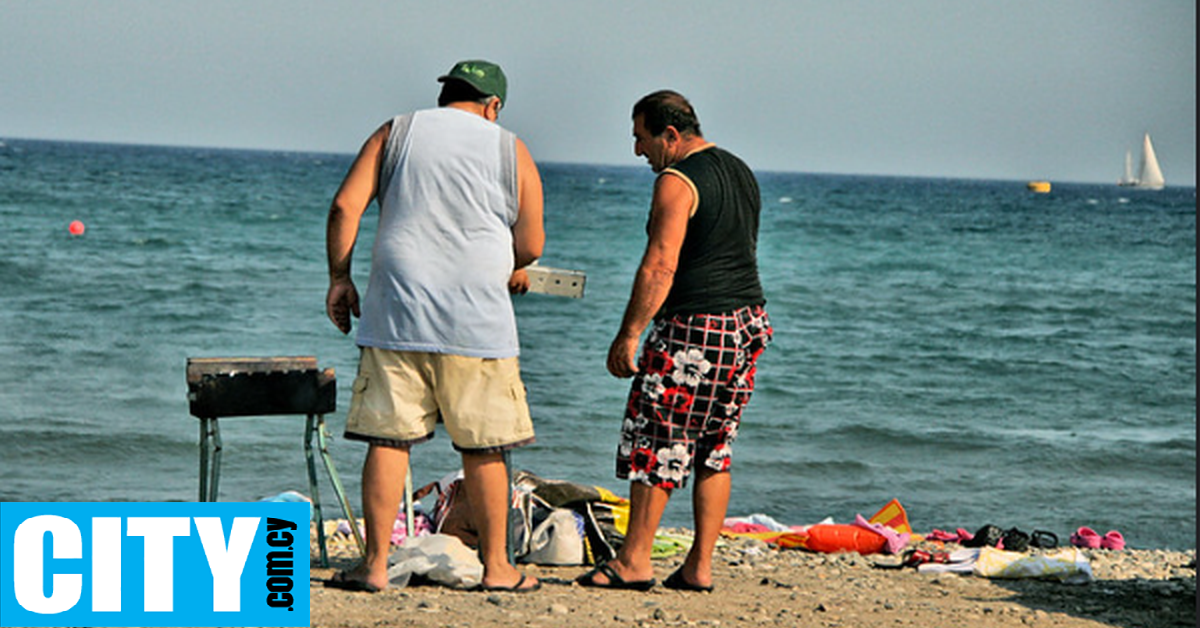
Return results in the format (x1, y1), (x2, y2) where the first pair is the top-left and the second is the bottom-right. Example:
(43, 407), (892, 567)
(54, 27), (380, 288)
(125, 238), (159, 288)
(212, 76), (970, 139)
(4, 135), (1194, 190)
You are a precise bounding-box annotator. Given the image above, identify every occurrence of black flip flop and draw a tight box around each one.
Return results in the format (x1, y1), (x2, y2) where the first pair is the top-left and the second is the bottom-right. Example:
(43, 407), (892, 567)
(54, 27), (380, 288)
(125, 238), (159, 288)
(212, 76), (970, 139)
(961, 524), (1003, 548)
(1002, 528), (1031, 553)
(1030, 529), (1059, 549)
(663, 568), (713, 592)
(476, 574), (541, 594)
(323, 571), (383, 593)
(576, 562), (656, 591)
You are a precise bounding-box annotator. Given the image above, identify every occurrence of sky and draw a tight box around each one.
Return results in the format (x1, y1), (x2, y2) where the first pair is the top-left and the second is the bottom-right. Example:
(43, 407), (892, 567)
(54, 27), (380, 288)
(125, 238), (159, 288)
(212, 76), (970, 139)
(2, 1), (1195, 185)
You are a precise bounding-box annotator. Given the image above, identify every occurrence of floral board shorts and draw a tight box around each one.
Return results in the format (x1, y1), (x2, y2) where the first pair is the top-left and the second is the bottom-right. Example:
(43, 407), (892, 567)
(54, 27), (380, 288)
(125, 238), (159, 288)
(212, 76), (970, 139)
(616, 305), (772, 489)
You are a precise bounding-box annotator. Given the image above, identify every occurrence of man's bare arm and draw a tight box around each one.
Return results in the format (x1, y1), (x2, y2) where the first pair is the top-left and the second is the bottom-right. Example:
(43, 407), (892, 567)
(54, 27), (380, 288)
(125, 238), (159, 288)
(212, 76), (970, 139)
(511, 137), (545, 270)
(606, 173), (692, 377)
(325, 122), (388, 333)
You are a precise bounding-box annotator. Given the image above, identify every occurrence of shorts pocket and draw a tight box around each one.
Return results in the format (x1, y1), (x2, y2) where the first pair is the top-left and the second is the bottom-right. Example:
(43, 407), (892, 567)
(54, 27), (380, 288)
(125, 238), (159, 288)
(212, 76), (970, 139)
(510, 380), (527, 402)
(347, 375), (371, 422)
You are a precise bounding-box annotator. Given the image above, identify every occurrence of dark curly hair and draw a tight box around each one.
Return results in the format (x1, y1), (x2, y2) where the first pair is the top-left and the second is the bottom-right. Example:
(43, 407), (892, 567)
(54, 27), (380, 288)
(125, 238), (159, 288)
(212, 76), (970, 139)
(632, 90), (702, 137)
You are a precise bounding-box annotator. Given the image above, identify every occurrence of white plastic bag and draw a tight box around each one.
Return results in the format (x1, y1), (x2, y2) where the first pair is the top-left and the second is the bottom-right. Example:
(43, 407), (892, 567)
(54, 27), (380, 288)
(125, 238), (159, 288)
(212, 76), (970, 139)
(386, 533), (483, 589)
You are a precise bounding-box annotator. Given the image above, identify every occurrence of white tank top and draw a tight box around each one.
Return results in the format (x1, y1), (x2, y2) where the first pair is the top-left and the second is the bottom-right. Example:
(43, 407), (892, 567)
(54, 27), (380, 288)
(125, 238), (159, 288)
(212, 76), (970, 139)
(356, 107), (520, 357)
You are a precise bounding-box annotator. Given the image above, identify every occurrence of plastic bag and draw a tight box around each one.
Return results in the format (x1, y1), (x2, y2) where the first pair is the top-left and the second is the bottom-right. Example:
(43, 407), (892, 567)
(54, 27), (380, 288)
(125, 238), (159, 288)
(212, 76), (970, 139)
(973, 547), (1094, 584)
(385, 533), (483, 589)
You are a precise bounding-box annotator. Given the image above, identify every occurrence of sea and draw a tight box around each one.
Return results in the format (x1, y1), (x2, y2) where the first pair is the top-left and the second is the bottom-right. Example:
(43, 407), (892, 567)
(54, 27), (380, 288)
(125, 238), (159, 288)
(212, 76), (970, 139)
(0, 138), (1194, 551)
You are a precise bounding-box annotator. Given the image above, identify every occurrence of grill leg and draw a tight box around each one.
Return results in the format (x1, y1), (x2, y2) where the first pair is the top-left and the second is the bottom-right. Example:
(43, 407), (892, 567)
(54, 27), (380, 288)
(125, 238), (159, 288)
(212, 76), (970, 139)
(210, 421), (223, 501)
(199, 418), (222, 502)
(199, 419), (210, 502)
(304, 413), (330, 567)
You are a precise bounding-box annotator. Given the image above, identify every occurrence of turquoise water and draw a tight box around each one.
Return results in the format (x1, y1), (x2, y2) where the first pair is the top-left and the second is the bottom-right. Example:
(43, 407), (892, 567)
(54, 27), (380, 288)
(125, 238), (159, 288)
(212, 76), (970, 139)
(0, 139), (1194, 549)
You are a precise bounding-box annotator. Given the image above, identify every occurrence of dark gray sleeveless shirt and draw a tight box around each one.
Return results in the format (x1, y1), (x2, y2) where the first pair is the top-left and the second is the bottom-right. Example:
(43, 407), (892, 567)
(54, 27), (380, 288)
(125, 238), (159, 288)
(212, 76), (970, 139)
(656, 146), (765, 317)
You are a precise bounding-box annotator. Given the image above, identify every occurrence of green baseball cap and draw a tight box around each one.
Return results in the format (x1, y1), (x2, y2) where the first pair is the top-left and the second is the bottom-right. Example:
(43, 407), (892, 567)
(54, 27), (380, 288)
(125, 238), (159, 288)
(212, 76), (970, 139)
(437, 60), (507, 104)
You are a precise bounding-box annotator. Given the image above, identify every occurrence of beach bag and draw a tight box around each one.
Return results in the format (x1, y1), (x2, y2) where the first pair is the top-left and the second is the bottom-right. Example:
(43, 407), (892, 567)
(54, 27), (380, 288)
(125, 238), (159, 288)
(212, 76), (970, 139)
(419, 471), (479, 548)
(419, 469), (628, 565)
(512, 471), (628, 565)
(584, 485), (630, 538)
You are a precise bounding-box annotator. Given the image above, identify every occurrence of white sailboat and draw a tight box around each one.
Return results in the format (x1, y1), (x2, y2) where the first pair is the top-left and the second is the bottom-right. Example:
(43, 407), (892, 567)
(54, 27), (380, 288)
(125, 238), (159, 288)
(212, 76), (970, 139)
(1118, 150), (1137, 186)
(1118, 133), (1165, 189)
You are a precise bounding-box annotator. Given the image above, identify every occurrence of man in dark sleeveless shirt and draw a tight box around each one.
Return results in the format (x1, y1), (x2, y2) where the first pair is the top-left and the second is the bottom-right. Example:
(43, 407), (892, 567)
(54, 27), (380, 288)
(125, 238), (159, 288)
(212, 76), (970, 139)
(578, 91), (772, 592)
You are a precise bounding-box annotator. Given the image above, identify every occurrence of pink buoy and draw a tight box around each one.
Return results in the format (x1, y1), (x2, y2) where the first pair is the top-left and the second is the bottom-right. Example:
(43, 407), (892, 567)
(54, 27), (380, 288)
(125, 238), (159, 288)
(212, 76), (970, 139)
(68, 220), (86, 236)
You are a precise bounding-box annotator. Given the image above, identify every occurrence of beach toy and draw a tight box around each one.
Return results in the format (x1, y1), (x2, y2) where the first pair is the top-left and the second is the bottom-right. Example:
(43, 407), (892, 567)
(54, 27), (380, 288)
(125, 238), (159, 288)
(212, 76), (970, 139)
(68, 220), (85, 236)
(798, 523), (888, 554)
(720, 499), (909, 554)
(854, 514), (911, 554)
(796, 498), (910, 554)
(866, 498), (912, 534)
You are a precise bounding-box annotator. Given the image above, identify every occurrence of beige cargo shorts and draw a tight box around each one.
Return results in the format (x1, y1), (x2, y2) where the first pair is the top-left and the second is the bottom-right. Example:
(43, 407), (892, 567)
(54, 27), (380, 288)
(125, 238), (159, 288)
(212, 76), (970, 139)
(345, 346), (535, 453)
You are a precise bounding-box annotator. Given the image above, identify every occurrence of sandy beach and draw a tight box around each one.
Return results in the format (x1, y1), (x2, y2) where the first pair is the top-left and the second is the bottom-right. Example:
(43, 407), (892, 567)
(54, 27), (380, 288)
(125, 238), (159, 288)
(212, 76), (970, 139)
(309, 529), (1195, 628)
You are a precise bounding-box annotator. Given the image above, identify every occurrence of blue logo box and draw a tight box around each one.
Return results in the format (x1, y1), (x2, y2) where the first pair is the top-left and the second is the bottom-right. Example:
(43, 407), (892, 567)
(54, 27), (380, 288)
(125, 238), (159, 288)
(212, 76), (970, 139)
(1, 502), (310, 627)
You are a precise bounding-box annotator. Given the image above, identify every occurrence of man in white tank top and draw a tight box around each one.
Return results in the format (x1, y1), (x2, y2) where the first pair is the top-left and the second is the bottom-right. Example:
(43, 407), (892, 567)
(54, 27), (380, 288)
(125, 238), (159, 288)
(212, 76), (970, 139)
(325, 60), (545, 593)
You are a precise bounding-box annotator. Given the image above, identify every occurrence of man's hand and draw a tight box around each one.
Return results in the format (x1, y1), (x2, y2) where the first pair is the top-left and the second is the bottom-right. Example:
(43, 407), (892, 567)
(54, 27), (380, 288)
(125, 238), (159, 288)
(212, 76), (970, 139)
(606, 333), (641, 378)
(326, 278), (361, 334)
(508, 269), (530, 295)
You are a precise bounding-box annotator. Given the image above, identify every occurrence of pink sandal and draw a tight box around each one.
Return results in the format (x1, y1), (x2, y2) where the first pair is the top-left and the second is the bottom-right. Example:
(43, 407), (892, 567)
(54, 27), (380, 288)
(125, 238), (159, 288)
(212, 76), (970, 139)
(1100, 530), (1125, 550)
(926, 529), (958, 542)
(1069, 526), (1102, 549)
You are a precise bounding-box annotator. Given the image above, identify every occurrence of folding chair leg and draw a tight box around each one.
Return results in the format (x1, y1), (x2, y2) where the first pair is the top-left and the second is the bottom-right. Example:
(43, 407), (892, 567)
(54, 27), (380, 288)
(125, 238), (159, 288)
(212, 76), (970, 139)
(404, 465), (415, 539)
(304, 414), (330, 567)
(315, 414), (365, 557)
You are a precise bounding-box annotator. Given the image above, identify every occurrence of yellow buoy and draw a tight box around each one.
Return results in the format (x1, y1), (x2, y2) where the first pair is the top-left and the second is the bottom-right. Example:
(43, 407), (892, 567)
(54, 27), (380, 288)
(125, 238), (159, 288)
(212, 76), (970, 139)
(1027, 181), (1051, 193)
